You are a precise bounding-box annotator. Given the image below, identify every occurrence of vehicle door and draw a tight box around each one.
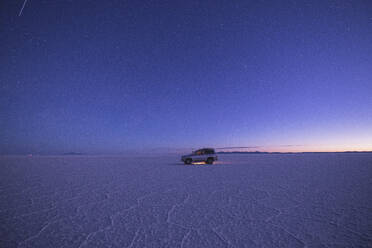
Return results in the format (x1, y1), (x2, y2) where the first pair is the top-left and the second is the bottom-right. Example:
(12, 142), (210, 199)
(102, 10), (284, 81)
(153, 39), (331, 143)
(193, 149), (204, 162)
(204, 149), (213, 159)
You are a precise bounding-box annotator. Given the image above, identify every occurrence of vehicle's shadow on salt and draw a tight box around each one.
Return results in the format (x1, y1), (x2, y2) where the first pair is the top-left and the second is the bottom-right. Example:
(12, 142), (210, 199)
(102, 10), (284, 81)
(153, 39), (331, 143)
(166, 163), (206, 166)
(166, 161), (228, 166)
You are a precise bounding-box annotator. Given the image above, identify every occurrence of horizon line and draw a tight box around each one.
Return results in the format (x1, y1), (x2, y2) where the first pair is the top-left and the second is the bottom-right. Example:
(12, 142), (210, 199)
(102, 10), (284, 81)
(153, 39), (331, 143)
(1, 150), (372, 156)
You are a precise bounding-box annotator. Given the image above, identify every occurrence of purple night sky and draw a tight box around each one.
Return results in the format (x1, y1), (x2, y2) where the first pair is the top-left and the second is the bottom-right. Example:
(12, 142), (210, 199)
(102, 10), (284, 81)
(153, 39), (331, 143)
(1, 0), (372, 154)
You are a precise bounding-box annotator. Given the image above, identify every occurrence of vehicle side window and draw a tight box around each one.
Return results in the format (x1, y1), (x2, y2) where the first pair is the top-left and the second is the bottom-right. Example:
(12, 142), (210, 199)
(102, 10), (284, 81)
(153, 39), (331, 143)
(196, 150), (202, 155)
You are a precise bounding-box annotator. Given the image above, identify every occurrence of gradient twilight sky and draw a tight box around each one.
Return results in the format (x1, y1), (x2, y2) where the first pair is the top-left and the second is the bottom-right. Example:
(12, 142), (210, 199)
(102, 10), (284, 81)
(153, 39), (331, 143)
(1, 0), (372, 154)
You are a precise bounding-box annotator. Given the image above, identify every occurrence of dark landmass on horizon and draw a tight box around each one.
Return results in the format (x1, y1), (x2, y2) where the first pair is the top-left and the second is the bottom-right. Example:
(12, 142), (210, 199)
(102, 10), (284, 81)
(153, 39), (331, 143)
(62, 152), (84, 156)
(217, 151), (372, 154)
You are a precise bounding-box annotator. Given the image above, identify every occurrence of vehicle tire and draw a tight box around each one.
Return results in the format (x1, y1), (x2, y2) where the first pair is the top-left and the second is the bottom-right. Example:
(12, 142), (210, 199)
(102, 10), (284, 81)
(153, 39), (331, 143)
(185, 159), (192, 165)
(206, 158), (214, 164)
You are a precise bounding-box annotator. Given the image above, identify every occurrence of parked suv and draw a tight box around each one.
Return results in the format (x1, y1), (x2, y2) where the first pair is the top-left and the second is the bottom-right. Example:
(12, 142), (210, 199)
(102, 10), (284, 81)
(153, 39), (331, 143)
(181, 148), (218, 164)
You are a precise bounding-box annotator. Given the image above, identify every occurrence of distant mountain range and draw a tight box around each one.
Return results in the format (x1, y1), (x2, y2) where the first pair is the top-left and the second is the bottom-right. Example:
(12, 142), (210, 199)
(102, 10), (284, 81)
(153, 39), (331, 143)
(62, 152), (84, 155)
(217, 151), (372, 154)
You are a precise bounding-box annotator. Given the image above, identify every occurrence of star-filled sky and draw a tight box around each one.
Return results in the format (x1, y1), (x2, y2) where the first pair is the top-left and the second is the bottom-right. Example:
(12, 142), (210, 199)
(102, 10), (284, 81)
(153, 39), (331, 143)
(1, 0), (372, 154)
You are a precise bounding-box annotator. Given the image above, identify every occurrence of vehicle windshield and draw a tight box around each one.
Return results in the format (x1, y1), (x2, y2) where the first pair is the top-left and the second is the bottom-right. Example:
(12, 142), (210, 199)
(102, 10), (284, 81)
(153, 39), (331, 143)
(192, 150), (202, 155)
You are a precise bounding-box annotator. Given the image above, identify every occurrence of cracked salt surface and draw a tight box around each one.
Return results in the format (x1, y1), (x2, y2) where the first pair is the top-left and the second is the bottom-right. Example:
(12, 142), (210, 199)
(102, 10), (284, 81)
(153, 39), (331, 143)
(0, 154), (371, 247)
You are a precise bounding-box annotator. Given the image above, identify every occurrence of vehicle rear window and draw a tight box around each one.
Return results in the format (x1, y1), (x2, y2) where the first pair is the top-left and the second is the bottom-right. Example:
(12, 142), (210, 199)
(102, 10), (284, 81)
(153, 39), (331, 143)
(205, 149), (214, 154)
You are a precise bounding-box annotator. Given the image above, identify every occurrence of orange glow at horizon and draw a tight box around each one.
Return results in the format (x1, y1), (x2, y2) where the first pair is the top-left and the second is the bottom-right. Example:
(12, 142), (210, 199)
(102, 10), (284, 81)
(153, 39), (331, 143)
(225, 144), (372, 153)
(228, 130), (372, 153)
